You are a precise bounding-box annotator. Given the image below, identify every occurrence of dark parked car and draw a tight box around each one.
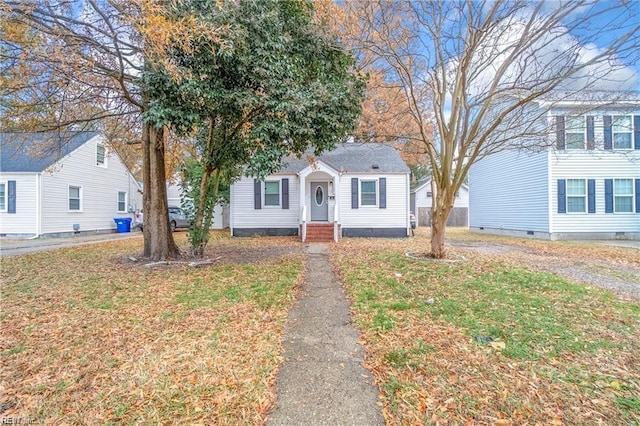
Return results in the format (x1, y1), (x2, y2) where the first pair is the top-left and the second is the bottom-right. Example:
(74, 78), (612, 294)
(134, 207), (191, 232)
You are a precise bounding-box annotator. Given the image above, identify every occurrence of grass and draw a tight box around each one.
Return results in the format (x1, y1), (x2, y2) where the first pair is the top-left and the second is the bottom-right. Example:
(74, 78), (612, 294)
(0, 232), (305, 424)
(332, 228), (640, 425)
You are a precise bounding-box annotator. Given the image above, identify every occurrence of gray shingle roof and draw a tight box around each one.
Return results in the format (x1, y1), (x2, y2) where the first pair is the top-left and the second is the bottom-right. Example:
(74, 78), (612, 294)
(0, 131), (98, 172)
(279, 142), (409, 174)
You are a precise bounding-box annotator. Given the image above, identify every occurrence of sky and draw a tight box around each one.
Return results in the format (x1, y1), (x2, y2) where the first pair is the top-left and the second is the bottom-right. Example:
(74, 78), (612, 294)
(552, 0), (640, 91)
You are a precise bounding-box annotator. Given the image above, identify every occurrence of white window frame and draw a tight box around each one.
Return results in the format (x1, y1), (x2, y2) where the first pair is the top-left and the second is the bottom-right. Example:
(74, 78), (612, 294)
(0, 181), (6, 212)
(360, 179), (378, 207)
(566, 179), (586, 213)
(426, 191), (432, 198)
(68, 185), (83, 212)
(613, 178), (634, 213)
(565, 116), (586, 150)
(117, 191), (128, 213)
(263, 180), (280, 207)
(96, 143), (107, 167)
(612, 115), (633, 150)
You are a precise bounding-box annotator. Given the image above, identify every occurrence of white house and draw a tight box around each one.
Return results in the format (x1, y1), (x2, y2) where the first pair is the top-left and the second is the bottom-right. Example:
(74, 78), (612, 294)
(0, 131), (142, 238)
(411, 178), (469, 227)
(230, 142), (411, 241)
(469, 93), (640, 240)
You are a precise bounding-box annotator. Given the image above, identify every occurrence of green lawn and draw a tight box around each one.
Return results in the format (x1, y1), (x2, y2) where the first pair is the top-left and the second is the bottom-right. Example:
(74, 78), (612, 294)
(332, 230), (640, 425)
(0, 233), (305, 425)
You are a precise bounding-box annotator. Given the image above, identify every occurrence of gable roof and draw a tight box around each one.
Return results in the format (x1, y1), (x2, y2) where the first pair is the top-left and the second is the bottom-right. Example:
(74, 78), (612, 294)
(279, 142), (409, 174)
(0, 131), (99, 173)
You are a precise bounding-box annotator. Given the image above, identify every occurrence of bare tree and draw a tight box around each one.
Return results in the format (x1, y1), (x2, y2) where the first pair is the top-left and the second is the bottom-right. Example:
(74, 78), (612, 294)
(1, 0), (221, 260)
(345, 0), (640, 258)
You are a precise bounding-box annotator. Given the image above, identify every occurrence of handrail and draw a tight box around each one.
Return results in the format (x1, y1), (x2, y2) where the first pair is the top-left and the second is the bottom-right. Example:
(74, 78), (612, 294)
(301, 205), (307, 242)
(333, 203), (339, 242)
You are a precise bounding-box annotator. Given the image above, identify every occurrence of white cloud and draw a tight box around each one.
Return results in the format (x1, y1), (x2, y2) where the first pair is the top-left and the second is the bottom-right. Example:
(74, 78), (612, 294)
(446, 6), (639, 97)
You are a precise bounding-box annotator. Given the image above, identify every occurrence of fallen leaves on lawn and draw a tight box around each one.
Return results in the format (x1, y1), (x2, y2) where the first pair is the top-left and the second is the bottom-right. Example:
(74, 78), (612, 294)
(332, 231), (640, 425)
(1, 234), (306, 424)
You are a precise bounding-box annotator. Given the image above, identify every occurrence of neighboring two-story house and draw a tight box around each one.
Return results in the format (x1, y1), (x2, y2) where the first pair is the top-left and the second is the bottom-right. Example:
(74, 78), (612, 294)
(469, 93), (640, 240)
(0, 131), (142, 238)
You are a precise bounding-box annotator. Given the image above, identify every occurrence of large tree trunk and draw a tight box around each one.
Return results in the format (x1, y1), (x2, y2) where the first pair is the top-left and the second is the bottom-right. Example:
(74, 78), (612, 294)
(430, 207), (449, 258)
(429, 180), (454, 259)
(142, 123), (180, 260)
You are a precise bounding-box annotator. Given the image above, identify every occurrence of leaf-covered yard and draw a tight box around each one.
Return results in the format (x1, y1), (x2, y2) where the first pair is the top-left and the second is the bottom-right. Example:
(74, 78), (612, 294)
(332, 228), (640, 425)
(2, 228), (639, 425)
(0, 232), (305, 424)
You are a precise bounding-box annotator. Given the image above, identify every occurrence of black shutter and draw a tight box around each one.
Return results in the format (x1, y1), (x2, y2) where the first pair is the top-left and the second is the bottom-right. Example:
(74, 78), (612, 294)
(254, 180), (261, 210)
(351, 178), (358, 209)
(587, 179), (595, 213)
(555, 116), (565, 150)
(634, 116), (640, 150)
(603, 116), (612, 150)
(604, 179), (613, 213)
(7, 180), (16, 214)
(379, 178), (386, 209)
(557, 179), (566, 213)
(635, 179), (640, 213)
(281, 178), (289, 210)
(586, 116), (595, 150)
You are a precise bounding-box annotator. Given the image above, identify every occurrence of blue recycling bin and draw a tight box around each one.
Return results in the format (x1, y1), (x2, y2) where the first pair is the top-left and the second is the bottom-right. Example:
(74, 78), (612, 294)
(114, 217), (132, 233)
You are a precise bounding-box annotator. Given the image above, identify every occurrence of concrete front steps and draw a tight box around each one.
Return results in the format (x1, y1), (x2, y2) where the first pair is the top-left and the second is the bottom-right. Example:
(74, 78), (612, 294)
(304, 223), (337, 243)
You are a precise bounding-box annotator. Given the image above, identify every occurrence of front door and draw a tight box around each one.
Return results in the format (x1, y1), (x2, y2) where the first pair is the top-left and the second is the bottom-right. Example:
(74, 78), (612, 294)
(310, 181), (328, 221)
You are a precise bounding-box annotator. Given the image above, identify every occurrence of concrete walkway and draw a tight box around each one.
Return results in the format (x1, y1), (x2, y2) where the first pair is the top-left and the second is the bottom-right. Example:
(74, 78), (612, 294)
(267, 243), (384, 426)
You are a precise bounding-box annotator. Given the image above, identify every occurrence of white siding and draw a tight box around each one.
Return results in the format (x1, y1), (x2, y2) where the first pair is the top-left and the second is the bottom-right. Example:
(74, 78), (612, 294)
(550, 152), (639, 233)
(414, 181), (469, 210)
(548, 108), (640, 234)
(166, 183), (182, 207)
(231, 175), (300, 228)
(0, 173), (39, 236)
(339, 173), (409, 229)
(469, 149), (550, 232)
(40, 136), (141, 235)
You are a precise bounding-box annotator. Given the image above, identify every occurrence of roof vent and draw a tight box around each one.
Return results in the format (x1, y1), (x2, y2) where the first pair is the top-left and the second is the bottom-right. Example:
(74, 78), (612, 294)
(372, 164), (379, 169)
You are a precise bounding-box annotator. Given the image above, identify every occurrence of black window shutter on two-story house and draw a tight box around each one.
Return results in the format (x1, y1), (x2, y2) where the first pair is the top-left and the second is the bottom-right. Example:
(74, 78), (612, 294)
(608, 115), (640, 150)
(557, 115), (640, 150)
(554, 115), (594, 149)
(604, 179), (614, 213)
(557, 179), (566, 213)
(587, 179), (596, 213)
(586, 116), (595, 150)
(555, 116), (565, 150)
(557, 179), (595, 213)
(603, 116), (613, 150)
(635, 116), (640, 150)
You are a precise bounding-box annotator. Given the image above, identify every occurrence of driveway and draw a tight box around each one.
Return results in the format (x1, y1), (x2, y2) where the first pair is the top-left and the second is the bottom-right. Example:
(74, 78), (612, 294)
(0, 232), (142, 257)
(590, 240), (640, 249)
(448, 238), (640, 300)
